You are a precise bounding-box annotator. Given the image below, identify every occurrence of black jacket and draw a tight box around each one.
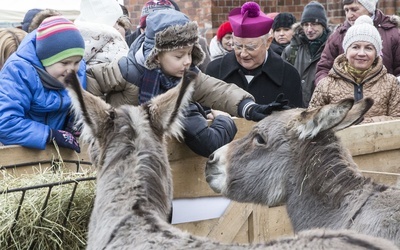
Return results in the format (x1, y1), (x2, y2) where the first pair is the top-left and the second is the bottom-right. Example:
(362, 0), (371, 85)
(183, 102), (237, 158)
(206, 49), (303, 107)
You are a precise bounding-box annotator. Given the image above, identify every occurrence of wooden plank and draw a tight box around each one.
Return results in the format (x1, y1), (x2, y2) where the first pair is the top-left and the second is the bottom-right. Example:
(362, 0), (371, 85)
(361, 170), (400, 186)
(174, 218), (219, 238)
(337, 120), (400, 156)
(250, 205), (294, 242)
(207, 201), (253, 243)
(353, 149), (400, 173)
(171, 157), (217, 198)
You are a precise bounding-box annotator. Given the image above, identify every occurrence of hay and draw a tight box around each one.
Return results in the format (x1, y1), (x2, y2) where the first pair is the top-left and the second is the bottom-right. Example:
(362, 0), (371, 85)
(0, 165), (96, 250)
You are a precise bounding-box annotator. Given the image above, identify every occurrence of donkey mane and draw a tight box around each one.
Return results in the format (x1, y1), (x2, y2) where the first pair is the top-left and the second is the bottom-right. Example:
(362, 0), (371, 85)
(294, 130), (381, 206)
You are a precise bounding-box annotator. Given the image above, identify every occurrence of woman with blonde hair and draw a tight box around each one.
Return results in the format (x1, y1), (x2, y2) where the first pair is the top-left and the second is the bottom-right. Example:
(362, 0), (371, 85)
(309, 15), (400, 123)
(0, 28), (27, 70)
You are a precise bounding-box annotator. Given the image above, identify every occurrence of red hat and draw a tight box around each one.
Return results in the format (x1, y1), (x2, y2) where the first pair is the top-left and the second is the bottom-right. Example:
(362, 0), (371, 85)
(216, 21), (233, 41)
(229, 2), (274, 38)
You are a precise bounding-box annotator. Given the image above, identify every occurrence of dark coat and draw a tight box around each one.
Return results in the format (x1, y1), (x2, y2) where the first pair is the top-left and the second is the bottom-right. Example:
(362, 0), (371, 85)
(183, 102), (237, 158)
(205, 49), (303, 107)
(125, 28), (142, 48)
(282, 23), (331, 107)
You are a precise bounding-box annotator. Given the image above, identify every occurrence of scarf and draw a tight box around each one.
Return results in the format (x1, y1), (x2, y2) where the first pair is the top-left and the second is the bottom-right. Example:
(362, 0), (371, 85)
(307, 30), (328, 58)
(33, 65), (65, 90)
(139, 66), (199, 104)
(343, 60), (374, 84)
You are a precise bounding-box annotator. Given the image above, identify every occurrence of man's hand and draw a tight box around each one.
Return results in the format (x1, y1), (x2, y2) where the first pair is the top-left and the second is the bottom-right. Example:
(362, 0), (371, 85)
(245, 93), (289, 121)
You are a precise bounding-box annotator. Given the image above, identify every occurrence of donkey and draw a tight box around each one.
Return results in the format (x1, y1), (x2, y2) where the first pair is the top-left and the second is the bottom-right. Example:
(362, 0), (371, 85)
(206, 98), (400, 247)
(64, 73), (398, 250)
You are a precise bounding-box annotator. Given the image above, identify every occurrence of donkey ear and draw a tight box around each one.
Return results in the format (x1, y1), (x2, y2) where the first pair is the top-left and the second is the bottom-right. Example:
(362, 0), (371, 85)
(333, 97), (374, 132)
(297, 98), (355, 139)
(65, 72), (115, 141)
(147, 70), (197, 138)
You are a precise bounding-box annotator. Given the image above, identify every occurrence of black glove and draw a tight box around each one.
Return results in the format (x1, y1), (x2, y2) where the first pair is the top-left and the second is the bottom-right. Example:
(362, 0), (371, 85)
(245, 93), (290, 121)
(48, 129), (81, 153)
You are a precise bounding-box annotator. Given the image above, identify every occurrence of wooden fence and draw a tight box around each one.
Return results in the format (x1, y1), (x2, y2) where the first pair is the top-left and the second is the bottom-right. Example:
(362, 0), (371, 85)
(1, 119), (399, 245)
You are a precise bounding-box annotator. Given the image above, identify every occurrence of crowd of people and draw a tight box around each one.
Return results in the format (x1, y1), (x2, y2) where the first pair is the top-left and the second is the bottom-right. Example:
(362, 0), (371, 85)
(0, 0), (399, 157)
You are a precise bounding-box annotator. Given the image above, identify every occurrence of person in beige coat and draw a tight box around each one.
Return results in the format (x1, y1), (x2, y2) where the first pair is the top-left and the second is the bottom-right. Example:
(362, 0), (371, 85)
(309, 15), (400, 123)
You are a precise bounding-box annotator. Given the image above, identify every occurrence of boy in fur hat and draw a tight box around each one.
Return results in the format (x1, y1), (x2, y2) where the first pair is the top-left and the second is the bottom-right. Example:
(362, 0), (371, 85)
(316, 0), (400, 84)
(142, 9), (237, 157)
(86, 9), (289, 120)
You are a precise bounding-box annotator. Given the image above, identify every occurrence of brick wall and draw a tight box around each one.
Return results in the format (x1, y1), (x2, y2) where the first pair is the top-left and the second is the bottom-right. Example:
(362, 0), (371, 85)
(124, 0), (399, 40)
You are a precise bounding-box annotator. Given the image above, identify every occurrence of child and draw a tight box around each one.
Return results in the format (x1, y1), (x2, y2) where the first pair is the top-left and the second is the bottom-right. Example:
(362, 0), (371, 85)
(141, 10), (237, 157)
(0, 16), (86, 152)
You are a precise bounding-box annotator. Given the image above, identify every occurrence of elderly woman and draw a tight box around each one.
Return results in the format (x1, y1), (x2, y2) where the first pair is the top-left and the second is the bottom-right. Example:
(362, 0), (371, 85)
(309, 15), (400, 123)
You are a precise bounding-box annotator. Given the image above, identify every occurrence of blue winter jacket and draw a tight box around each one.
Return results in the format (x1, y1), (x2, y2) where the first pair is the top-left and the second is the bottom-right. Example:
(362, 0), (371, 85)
(0, 31), (86, 150)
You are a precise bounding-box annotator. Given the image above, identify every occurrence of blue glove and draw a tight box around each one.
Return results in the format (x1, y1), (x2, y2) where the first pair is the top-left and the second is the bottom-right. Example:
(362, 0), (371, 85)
(48, 129), (81, 153)
(245, 93), (290, 121)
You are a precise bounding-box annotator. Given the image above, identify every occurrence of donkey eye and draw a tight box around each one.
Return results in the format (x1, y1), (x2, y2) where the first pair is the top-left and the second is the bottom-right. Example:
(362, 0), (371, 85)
(254, 134), (266, 145)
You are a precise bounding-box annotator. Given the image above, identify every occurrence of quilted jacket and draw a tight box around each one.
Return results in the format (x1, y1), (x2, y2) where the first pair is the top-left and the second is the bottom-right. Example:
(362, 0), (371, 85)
(309, 54), (400, 123)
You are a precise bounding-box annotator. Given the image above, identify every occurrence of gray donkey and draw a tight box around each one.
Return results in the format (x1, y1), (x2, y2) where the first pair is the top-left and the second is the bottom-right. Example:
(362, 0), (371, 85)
(64, 72), (397, 250)
(206, 98), (400, 247)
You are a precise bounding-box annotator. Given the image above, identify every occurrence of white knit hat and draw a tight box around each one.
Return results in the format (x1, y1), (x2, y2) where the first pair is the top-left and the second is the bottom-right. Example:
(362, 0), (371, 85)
(357, 0), (377, 14)
(76, 0), (123, 27)
(342, 15), (382, 57)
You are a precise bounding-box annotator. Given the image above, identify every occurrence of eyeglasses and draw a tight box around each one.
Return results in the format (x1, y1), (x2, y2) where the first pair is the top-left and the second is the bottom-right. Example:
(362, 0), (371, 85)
(233, 43), (263, 53)
(301, 22), (320, 29)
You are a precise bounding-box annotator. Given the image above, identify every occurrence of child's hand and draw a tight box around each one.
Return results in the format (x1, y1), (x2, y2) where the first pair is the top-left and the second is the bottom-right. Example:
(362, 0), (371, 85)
(210, 109), (231, 120)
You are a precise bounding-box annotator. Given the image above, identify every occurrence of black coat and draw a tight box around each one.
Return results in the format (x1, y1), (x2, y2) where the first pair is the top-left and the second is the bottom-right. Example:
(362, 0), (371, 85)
(206, 49), (303, 108)
(183, 102), (237, 158)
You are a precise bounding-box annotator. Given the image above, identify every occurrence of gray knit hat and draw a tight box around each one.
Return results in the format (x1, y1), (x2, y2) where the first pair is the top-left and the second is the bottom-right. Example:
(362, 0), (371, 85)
(145, 9), (204, 70)
(353, 0), (376, 14)
(301, 1), (328, 29)
(342, 15), (382, 57)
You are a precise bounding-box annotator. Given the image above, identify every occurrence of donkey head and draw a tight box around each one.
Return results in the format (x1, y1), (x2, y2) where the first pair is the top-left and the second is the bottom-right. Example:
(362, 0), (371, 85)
(64, 70), (197, 221)
(64, 70), (197, 167)
(205, 98), (373, 206)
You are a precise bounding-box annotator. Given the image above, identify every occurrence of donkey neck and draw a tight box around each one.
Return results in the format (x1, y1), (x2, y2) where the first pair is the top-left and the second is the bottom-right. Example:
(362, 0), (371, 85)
(94, 141), (173, 223)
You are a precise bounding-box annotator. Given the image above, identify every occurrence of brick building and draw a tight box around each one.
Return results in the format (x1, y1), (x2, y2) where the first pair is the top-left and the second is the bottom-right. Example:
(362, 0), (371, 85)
(123, 0), (399, 40)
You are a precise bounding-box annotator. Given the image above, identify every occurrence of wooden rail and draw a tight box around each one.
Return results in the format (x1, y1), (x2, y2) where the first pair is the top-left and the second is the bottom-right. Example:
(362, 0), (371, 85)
(1, 119), (399, 244)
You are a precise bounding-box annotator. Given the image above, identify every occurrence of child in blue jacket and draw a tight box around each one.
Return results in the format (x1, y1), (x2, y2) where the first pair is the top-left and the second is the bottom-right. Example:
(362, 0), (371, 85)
(0, 16), (86, 152)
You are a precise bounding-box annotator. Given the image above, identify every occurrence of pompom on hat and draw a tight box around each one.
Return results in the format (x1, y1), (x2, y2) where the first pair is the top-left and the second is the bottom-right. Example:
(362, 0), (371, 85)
(216, 21), (233, 41)
(228, 2), (274, 38)
(36, 16), (85, 67)
(342, 15), (382, 57)
(139, 0), (175, 28)
(145, 9), (205, 70)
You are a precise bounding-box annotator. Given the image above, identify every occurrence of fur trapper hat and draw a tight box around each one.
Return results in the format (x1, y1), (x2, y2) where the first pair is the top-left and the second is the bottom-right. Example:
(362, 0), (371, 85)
(145, 10), (204, 70)
(28, 9), (61, 33)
